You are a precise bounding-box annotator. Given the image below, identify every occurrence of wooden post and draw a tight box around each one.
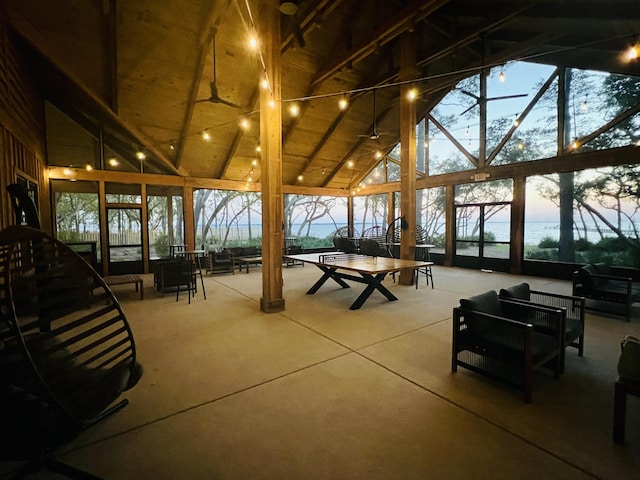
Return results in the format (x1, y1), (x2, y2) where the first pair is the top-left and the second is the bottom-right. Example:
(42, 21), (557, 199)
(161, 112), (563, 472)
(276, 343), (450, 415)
(445, 184), (454, 267)
(99, 180), (108, 275)
(510, 176), (525, 274)
(259, 0), (285, 313)
(398, 32), (417, 285)
(183, 186), (195, 249)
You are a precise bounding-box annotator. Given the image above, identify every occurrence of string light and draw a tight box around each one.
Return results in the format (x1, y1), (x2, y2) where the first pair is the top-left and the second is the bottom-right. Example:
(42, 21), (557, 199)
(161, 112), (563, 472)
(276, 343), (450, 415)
(170, 142), (175, 151)
(136, 150), (146, 160)
(572, 138), (580, 149)
(406, 87), (417, 101)
(513, 115), (520, 127)
(289, 103), (300, 116)
(338, 96), (348, 110)
(202, 130), (211, 142)
(346, 160), (354, 168)
(108, 158), (119, 167)
(248, 33), (259, 51)
(240, 118), (250, 130)
(297, 174), (303, 182)
(499, 69), (506, 82)
(63, 167), (72, 176)
(626, 44), (639, 61)
(581, 95), (589, 111)
(85, 164), (93, 171)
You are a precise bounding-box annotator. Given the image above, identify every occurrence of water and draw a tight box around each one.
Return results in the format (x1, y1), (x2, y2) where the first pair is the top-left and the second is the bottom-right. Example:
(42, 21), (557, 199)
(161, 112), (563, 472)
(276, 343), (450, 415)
(204, 221), (637, 247)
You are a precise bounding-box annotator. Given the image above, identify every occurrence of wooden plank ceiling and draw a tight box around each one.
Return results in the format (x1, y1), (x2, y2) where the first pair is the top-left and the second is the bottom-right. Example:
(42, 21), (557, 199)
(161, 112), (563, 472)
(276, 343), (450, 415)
(5, 0), (640, 191)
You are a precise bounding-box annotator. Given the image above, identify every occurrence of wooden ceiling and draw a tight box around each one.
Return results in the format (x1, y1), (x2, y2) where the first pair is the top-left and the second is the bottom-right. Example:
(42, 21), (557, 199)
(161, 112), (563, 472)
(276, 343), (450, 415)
(5, 0), (640, 190)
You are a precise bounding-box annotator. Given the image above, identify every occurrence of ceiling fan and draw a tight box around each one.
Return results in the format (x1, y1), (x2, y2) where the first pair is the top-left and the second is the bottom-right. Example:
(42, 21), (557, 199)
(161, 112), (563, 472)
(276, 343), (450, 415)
(196, 29), (241, 109)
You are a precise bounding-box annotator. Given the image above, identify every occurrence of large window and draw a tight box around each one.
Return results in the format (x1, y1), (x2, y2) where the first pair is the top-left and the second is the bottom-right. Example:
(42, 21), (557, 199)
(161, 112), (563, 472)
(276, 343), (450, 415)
(148, 185), (184, 259)
(525, 166), (640, 267)
(194, 189), (262, 251)
(52, 179), (101, 262)
(353, 194), (388, 236)
(284, 194), (347, 248)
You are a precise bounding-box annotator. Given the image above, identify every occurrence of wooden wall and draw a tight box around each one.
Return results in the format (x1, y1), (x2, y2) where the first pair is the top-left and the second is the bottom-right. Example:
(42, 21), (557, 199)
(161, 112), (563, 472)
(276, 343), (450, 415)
(0, 5), (49, 232)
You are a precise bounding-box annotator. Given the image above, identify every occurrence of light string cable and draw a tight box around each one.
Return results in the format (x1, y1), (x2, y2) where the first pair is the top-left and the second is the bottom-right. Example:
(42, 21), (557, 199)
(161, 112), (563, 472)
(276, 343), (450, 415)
(155, 29), (639, 151)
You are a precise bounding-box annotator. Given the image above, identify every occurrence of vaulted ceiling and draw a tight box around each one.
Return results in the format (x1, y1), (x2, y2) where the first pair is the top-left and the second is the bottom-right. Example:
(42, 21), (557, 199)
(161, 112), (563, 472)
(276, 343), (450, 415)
(5, 0), (640, 191)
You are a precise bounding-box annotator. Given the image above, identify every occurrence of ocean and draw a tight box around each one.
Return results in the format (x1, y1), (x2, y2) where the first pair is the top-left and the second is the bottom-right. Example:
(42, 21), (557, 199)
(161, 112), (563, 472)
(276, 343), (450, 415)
(203, 221), (636, 247)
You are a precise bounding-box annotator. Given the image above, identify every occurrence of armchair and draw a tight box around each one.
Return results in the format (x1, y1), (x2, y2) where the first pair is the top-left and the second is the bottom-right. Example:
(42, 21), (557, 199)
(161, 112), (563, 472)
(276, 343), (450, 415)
(499, 283), (585, 372)
(0, 226), (142, 478)
(453, 290), (564, 402)
(572, 263), (640, 322)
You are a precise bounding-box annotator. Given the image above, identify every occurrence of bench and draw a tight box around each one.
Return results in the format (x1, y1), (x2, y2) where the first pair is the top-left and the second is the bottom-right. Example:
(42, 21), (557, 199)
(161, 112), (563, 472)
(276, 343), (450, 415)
(572, 263), (640, 322)
(104, 274), (144, 299)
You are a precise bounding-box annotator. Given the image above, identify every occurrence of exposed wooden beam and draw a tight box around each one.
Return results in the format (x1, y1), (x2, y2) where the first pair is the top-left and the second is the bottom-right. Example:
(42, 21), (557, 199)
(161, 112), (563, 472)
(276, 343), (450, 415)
(219, 87), (260, 178)
(311, 0), (449, 87)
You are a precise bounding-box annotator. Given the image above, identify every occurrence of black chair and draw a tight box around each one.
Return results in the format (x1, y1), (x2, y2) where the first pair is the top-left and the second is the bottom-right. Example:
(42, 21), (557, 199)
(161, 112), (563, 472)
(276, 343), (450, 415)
(0, 226), (143, 479)
(453, 290), (564, 402)
(499, 283), (585, 373)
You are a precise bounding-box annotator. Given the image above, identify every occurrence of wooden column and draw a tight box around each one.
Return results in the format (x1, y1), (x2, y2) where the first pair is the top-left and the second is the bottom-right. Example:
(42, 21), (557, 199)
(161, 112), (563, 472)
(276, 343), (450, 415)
(445, 184), (454, 267)
(99, 180), (108, 275)
(183, 186), (195, 249)
(398, 32), (417, 285)
(259, 0), (285, 313)
(141, 183), (149, 273)
(510, 176), (525, 274)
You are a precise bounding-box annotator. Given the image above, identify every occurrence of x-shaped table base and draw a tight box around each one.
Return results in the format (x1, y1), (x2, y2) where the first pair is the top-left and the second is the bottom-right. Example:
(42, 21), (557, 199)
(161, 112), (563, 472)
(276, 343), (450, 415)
(306, 265), (397, 310)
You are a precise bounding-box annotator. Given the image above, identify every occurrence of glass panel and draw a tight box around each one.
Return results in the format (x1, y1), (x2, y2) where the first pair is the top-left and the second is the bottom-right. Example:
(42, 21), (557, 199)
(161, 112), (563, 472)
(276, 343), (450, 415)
(353, 194), (388, 235)
(484, 204), (510, 242)
(148, 185), (184, 260)
(418, 187), (446, 254)
(194, 189), (262, 251)
(525, 167), (640, 267)
(45, 101), (99, 169)
(456, 205), (480, 257)
(105, 182), (142, 204)
(107, 208), (142, 262)
(284, 194), (347, 248)
(51, 180), (101, 263)
(455, 179), (513, 204)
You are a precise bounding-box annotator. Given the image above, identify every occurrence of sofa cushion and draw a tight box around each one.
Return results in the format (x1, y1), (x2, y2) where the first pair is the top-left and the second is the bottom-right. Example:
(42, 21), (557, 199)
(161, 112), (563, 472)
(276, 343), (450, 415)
(239, 246), (258, 257)
(459, 290), (502, 335)
(499, 283), (531, 301)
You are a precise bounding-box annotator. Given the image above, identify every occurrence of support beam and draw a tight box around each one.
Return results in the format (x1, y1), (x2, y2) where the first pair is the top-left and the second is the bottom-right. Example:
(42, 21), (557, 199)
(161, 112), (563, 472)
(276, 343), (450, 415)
(259, 0), (285, 313)
(398, 32), (417, 285)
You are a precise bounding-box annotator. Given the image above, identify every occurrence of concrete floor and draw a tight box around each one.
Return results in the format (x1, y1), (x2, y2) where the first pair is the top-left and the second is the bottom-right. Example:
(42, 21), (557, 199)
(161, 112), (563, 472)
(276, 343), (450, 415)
(4, 264), (640, 479)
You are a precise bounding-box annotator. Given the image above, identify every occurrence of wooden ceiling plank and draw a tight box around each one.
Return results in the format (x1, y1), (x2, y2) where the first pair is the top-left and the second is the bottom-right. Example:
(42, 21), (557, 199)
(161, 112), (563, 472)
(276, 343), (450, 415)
(310, 0), (449, 87)
(175, 2), (231, 169)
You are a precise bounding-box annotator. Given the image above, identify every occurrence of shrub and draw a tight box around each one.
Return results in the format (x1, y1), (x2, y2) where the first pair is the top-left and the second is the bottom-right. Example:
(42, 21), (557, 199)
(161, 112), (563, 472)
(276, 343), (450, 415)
(538, 236), (559, 248)
(574, 238), (593, 251)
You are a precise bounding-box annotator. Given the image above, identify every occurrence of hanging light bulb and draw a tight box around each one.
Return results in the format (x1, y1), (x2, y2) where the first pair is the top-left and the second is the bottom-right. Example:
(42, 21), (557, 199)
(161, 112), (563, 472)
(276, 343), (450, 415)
(170, 142), (175, 151)
(581, 96), (589, 111)
(626, 44), (639, 61)
(248, 33), (259, 51)
(346, 160), (354, 168)
(85, 164), (93, 171)
(136, 150), (146, 160)
(240, 118), (250, 130)
(499, 70), (506, 82)
(572, 138), (580, 149)
(513, 115), (520, 127)
(289, 103), (300, 117)
(406, 87), (417, 101)
(202, 130), (211, 142)
(63, 167), (72, 176)
(108, 158), (119, 167)
(338, 96), (348, 110)
(297, 175), (303, 182)
(375, 151), (382, 159)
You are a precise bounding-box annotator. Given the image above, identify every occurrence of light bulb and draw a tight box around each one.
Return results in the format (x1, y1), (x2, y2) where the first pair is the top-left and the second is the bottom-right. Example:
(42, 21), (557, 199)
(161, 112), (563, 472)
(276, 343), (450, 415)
(202, 130), (211, 142)
(499, 71), (505, 82)
(289, 103), (300, 116)
(297, 175), (303, 182)
(406, 88), (417, 101)
(248, 35), (258, 50)
(338, 97), (348, 110)
(85, 164), (93, 171)
(346, 160), (354, 168)
(136, 151), (146, 160)
(626, 45), (639, 61)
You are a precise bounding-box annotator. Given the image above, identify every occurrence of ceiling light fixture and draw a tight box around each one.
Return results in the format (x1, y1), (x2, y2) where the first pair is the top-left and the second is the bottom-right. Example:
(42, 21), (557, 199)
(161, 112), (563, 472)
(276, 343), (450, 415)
(279, 1), (298, 16)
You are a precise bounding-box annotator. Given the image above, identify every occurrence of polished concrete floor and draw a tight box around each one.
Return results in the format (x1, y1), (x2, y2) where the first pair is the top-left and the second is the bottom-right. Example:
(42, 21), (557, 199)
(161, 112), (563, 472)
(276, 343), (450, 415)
(3, 264), (640, 479)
